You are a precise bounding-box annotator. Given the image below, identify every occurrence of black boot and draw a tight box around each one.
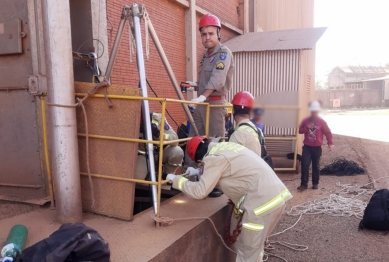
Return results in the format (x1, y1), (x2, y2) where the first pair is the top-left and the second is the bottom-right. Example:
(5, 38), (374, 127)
(208, 188), (223, 198)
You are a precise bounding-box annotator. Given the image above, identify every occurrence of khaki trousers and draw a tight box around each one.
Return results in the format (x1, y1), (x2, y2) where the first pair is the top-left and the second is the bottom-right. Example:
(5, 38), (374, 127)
(231, 205), (285, 262)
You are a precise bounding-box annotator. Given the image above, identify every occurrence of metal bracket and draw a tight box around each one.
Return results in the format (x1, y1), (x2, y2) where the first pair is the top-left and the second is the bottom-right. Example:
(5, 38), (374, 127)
(28, 75), (47, 96)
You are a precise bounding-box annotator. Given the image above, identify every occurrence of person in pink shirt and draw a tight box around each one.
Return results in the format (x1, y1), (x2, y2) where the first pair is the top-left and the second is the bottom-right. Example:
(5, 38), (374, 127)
(297, 101), (333, 191)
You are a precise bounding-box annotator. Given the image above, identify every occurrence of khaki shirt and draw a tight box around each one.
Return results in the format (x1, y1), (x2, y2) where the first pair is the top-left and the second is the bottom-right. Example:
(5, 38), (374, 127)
(229, 119), (261, 157)
(151, 113), (178, 146)
(197, 43), (234, 99)
(173, 142), (292, 219)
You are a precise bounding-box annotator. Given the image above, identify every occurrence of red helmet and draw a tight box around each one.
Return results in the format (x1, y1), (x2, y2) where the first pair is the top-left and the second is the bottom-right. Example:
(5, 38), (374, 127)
(199, 14), (221, 31)
(187, 136), (207, 161)
(231, 91), (254, 108)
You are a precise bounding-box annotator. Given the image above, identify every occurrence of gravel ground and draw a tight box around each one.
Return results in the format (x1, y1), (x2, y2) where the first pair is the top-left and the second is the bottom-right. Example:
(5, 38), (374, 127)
(0, 200), (43, 220)
(267, 134), (389, 262)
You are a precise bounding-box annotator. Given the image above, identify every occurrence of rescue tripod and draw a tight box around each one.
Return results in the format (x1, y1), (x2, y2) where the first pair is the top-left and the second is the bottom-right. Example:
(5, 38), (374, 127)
(101, 4), (199, 216)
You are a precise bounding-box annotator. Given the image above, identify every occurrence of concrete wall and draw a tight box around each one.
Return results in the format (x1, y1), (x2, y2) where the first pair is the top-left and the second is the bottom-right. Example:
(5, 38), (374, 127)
(255, 0), (314, 31)
(149, 205), (236, 262)
(106, 0), (240, 125)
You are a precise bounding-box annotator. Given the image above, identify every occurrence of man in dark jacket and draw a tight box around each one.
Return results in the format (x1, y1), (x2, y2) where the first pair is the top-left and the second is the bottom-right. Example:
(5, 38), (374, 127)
(298, 100), (333, 191)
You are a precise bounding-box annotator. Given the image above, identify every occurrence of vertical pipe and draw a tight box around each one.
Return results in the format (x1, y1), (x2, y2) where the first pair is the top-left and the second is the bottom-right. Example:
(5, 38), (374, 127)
(132, 4), (158, 215)
(157, 101), (167, 223)
(105, 6), (129, 82)
(145, 15), (199, 136)
(42, 0), (82, 222)
(40, 96), (55, 209)
(205, 104), (210, 137)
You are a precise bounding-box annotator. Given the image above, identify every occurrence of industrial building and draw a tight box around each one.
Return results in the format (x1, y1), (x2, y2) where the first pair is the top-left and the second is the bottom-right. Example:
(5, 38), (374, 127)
(317, 66), (389, 108)
(0, 0), (321, 260)
(327, 66), (389, 90)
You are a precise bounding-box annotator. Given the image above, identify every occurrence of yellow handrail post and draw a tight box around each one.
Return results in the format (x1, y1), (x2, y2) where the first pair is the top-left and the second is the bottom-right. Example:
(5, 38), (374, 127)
(205, 104), (210, 138)
(40, 96), (55, 209)
(156, 100), (167, 224)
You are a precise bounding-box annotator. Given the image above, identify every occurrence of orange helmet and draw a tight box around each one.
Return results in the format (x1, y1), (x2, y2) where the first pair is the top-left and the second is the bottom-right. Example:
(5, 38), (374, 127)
(231, 91), (254, 108)
(199, 14), (221, 31)
(187, 136), (207, 161)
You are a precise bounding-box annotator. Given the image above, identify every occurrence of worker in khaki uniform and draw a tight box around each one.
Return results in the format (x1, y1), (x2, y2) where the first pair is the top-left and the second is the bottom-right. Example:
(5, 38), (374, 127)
(229, 91), (261, 157)
(184, 14), (234, 172)
(135, 113), (184, 180)
(167, 137), (292, 262)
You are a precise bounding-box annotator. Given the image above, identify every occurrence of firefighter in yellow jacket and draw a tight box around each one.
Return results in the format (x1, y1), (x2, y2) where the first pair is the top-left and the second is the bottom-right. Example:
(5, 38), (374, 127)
(229, 91), (261, 157)
(135, 113), (184, 180)
(167, 137), (292, 262)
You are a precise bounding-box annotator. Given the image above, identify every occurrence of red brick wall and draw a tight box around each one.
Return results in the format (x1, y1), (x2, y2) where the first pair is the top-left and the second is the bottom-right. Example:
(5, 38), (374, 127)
(196, 0), (240, 26)
(106, 0), (239, 127)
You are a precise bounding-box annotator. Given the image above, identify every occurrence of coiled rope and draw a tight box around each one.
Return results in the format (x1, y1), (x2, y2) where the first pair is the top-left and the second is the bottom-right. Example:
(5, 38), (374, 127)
(321, 157), (365, 176)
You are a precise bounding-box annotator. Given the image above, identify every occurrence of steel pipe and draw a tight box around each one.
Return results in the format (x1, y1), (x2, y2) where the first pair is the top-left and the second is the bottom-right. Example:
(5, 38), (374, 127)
(42, 0), (82, 222)
(145, 13), (199, 136)
(132, 4), (158, 215)
(105, 6), (130, 82)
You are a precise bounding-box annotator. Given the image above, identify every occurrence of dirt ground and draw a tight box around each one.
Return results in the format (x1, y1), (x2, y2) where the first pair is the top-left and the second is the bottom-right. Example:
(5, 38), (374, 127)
(2, 110), (389, 261)
(266, 132), (389, 260)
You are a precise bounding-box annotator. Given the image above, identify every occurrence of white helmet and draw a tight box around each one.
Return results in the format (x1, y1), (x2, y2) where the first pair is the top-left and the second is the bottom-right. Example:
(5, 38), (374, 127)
(309, 101), (321, 112)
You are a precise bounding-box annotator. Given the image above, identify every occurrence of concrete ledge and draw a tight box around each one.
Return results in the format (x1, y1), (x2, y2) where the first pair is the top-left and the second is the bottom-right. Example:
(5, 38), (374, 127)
(150, 204), (235, 262)
(0, 193), (234, 261)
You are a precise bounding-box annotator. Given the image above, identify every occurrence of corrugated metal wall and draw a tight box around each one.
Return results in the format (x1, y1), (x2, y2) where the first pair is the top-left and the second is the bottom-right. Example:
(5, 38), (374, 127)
(229, 50), (300, 137)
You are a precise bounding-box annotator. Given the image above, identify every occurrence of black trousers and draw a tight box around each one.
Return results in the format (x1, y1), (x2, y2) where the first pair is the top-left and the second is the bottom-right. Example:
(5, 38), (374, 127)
(301, 145), (322, 186)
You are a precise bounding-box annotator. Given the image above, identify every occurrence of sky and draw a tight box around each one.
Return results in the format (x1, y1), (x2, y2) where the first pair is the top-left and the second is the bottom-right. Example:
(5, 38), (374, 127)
(314, 0), (389, 82)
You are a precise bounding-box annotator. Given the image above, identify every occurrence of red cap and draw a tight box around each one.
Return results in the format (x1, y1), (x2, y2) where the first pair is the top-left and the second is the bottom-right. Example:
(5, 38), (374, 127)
(231, 91), (254, 108)
(199, 14), (221, 31)
(187, 136), (207, 161)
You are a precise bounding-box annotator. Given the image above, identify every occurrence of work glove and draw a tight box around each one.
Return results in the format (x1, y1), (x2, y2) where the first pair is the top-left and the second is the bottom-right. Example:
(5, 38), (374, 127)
(191, 95), (206, 103)
(166, 174), (176, 181)
(185, 81), (198, 92)
(210, 136), (222, 143)
(186, 167), (199, 177)
(185, 81), (197, 87)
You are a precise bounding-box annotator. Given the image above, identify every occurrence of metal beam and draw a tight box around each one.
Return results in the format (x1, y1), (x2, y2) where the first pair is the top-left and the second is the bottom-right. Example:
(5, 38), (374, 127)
(184, 0), (197, 100)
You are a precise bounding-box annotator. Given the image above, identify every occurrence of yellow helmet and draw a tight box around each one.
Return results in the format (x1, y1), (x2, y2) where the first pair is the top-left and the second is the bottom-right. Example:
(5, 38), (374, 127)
(226, 102), (232, 114)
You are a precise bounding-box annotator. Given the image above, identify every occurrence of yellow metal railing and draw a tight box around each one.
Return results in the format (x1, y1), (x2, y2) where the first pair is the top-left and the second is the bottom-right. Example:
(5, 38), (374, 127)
(258, 105), (300, 172)
(74, 93), (210, 220)
(40, 93), (300, 221)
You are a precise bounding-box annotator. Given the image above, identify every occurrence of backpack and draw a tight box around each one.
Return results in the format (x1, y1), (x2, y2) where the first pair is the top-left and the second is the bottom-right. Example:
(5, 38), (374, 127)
(237, 123), (266, 157)
(359, 189), (389, 231)
(16, 223), (110, 262)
